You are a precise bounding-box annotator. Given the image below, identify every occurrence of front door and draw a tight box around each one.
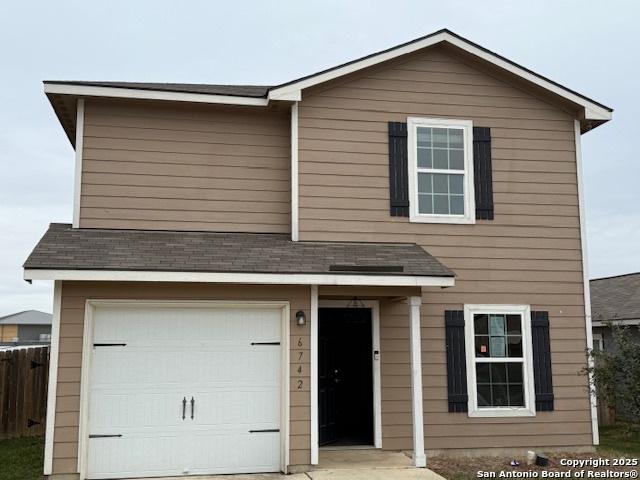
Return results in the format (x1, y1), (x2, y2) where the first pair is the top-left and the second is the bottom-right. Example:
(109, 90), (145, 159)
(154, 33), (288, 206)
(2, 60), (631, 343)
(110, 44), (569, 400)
(86, 304), (282, 479)
(318, 307), (373, 446)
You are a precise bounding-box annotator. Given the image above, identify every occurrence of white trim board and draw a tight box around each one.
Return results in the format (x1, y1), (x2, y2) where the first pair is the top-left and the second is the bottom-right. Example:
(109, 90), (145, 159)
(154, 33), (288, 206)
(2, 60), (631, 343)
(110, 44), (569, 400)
(309, 286), (319, 465)
(76, 300), (291, 479)
(574, 120), (599, 445)
(24, 269), (455, 288)
(291, 102), (299, 241)
(43, 281), (62, 476)
(267, 30), (612, 123)
(72, 99), (85, 228)
(44, 83), (269, 107)
(317, 299), (382, 452)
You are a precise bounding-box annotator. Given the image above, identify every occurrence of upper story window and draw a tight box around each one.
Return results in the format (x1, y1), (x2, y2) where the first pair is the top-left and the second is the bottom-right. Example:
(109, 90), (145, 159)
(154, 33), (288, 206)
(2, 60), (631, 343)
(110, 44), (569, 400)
(407, 118), (475, 224)
(464, 304), (536, 417)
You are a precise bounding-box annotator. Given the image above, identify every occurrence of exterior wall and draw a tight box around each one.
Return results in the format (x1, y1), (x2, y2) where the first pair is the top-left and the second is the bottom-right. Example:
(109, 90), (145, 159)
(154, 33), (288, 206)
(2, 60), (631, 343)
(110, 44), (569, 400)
(0, 324), (18, 341)
(298, 46), (592, 451)
(79, 100), (291, 233)
(51, 281), (310, 476)
(18, 324), (52, 342)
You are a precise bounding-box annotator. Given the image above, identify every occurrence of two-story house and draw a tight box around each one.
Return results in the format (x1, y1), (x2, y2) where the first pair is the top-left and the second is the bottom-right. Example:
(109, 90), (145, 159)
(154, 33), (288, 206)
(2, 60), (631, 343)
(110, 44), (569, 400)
(24, 29), (612, 480)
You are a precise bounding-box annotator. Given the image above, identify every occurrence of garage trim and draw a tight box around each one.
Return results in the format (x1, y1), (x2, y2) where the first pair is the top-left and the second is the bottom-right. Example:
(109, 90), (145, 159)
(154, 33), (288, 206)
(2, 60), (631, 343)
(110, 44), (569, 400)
(77, 300), (291, 480)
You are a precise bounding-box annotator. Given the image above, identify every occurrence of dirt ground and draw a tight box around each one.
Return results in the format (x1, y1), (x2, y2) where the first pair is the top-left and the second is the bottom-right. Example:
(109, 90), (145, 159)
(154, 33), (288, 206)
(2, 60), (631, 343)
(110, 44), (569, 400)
(428, 451), (639, 479)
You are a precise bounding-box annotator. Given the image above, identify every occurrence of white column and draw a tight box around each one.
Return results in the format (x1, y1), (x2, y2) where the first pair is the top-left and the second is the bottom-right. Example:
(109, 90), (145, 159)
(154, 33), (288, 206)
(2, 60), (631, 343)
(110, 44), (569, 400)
(409, 295), (426, 467)
(310, 284), (319, 464)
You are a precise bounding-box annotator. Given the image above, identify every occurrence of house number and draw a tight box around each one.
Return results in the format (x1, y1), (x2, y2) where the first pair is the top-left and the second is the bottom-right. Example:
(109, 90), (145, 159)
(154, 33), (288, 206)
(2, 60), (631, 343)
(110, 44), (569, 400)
(296, 337), (304, 391)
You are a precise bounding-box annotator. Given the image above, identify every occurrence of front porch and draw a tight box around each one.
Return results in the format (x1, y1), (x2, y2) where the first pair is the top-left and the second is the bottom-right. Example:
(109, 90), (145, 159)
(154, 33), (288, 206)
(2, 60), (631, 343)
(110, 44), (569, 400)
(309, 286), (429, 469)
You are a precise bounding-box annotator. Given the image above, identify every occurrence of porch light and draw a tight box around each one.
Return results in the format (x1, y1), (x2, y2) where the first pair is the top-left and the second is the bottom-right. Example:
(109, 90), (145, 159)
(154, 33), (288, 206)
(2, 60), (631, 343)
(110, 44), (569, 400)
(296, 310), (306, 326)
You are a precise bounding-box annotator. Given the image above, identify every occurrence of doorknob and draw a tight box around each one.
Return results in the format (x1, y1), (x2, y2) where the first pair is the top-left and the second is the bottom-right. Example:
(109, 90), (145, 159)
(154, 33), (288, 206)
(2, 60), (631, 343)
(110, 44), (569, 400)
(182, 397), (186, 420)
(190, 397), (195, 419)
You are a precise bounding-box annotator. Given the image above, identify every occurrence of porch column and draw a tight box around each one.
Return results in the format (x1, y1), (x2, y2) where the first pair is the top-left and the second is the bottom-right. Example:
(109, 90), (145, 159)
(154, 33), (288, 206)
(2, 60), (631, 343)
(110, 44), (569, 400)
(310, 285), (319, 465)
(409, 296), (426, 467)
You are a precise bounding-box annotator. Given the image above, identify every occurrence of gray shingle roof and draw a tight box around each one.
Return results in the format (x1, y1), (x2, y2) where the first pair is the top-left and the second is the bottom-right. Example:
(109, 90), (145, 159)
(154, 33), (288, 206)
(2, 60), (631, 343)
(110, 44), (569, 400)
(44, 81), (271, 98)
(23, 224), (454, 278)
(591, 273), (640, 322)
(0, 310), (52, 325)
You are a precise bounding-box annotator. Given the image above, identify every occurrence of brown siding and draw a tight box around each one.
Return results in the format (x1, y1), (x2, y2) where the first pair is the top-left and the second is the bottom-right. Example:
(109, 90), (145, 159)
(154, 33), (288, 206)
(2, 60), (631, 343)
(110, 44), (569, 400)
(298, 46), (592, 451)
(79, 100), (291, 233)
(52, 282), (310, 475)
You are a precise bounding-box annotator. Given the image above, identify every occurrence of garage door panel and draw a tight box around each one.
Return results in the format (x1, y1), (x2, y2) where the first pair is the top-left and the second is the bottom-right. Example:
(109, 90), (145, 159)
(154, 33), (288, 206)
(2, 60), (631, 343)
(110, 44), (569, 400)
(88, 434), (188, 479)
(190, 431), (280, 474)
(193, 388), (280, 427)
(87, 304), (283, 479)
(89, 391), (188, 432)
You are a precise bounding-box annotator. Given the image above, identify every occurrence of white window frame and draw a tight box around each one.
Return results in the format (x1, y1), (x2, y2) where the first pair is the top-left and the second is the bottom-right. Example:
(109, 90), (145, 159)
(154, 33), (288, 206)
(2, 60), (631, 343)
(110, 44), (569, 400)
(407, 117), (475, 224)
(464, 304), (536, 417)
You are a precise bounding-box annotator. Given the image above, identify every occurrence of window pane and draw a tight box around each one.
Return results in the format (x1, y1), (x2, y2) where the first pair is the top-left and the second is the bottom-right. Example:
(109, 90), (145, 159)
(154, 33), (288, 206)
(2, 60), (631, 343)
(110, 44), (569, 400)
(489, 315), (506, 336)
(433, 128), (448, 148)
(506, 315), (521, 334)
(433, 149), (448, 169)
(450, 195), (464, 215)
(508, 384), (524, 406)
(491, 384), (508, 406)
(449, 129), (464, 148)
(433, 194), (449, 214)
(417, 148), (432, 168)
(449, 149), (464, 170)
(477, 384), (491, 407)
(475, 335), (490, 357)
(508, 336), (523, 357)
(491, 363), (507, 383)
(433, 174), (448, 193)
(418, 194), (433, 214)
(476, 363), (490, 383)
(418, 173), (432, 193)
(474, 314), (489, 334)
(417, 127), (432, 147)
(507, 363), (523, 383)
(490, 336), (506, 357)
(449, 174), (464, 194)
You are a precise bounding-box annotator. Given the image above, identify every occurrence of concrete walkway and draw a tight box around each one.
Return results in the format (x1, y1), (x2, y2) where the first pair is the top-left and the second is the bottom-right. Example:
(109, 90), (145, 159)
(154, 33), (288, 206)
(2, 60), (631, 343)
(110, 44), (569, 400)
(143, 450), (446, 480)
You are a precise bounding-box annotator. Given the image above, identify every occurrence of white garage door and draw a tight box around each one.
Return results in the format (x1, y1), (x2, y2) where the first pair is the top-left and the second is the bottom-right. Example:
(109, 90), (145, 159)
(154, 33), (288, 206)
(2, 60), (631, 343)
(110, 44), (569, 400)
(86, 304), (283, 479)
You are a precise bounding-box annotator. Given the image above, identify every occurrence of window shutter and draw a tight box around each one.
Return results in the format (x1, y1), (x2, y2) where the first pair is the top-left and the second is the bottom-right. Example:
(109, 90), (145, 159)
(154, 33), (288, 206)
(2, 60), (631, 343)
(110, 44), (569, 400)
(445, 310), (468, 412)
(531, 311), (554, 411)
(473, 127), (494, 220)
(388, 122), (409, 217)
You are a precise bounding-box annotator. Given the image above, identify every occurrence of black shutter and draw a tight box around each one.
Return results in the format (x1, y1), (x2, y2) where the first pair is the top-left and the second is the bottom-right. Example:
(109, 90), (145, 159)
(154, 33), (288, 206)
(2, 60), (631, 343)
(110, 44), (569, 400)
(531, 311), (554, 411)
(445, 310), (468, 412)
(388, 122), (409, 217)
(473, 127), (494, 220)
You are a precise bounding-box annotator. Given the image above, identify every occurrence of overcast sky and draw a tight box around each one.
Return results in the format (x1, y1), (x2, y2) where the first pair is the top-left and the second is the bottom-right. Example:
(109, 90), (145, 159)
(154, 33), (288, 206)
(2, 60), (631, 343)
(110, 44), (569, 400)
(0, 1), (638, 316)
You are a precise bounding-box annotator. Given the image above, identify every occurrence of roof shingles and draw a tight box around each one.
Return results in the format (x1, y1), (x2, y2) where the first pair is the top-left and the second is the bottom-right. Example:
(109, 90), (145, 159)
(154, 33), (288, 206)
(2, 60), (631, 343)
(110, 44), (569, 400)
(591, 273), (640, 322)
(23, 224), (454, 278)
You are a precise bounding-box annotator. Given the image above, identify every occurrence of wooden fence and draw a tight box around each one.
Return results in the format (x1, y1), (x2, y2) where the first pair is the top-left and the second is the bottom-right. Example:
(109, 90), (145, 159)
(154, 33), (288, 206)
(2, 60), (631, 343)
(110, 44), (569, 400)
(0, 346), (49, 439)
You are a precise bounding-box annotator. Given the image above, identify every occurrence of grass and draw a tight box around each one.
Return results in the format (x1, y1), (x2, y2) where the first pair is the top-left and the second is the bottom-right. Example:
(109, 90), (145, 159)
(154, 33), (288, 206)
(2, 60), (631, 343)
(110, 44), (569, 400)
(598, 422), (640, 456)
(0, 436), (44, 480)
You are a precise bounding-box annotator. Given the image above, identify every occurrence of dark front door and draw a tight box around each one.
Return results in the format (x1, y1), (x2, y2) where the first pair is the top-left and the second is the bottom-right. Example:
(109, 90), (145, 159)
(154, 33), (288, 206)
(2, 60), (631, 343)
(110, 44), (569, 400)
(318, 307), (373, 446)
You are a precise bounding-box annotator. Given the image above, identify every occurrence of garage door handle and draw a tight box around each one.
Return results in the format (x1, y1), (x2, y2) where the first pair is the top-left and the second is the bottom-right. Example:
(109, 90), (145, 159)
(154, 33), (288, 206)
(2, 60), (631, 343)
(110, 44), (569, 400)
(182, 397), (186, 420)
(190, 397), (195, 419)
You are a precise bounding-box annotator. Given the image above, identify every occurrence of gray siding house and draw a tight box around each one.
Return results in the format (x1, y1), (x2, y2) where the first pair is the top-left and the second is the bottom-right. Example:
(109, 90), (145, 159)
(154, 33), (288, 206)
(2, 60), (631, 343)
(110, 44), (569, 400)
(0, 310), (52, 345)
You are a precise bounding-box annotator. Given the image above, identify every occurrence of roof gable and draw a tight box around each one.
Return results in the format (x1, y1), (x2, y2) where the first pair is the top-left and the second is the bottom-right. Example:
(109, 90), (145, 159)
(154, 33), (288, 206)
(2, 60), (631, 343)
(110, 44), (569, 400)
(268, 29), (611, 130)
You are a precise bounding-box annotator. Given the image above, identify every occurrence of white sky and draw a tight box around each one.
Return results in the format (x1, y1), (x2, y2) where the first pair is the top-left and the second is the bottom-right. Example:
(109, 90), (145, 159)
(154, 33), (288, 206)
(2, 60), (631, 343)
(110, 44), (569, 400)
(0, 0), (638, 316)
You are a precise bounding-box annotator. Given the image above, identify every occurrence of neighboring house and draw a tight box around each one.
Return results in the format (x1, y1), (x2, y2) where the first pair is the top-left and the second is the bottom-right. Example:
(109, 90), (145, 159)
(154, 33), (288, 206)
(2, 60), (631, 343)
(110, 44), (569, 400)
(23, 29), (613, 480)
(0, 310), (52, 345)
(591, 272), (640, 351)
